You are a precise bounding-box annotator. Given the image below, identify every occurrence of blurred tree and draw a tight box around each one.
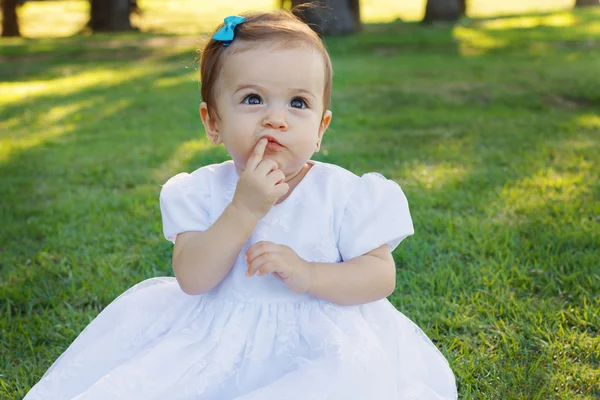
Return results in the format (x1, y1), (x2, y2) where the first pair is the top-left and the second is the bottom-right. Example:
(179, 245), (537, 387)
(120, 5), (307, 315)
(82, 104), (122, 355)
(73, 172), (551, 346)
(575, 0), (599, 6)
(349, 0), (361, 31)
(458, 0), (467, 16)
(285, 0), (360, 35)
(1, 0), (21, 37)
(87, 0), (138, 32)
(423, 0), (461, 23)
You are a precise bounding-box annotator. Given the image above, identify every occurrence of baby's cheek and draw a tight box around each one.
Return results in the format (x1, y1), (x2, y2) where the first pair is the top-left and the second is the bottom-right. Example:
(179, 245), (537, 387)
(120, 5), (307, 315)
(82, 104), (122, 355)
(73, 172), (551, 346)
(229, 151), (249, 171)
(221, 130), (251, 164)
(219, 137), (246, 168)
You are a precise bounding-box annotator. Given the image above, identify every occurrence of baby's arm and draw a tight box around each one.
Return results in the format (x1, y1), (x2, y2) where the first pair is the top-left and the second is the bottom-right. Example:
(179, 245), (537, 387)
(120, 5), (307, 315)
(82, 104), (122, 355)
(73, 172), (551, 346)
(307, 244), (396, 306)
(172, 139), (288, 295)
(172, 204), (258, 295)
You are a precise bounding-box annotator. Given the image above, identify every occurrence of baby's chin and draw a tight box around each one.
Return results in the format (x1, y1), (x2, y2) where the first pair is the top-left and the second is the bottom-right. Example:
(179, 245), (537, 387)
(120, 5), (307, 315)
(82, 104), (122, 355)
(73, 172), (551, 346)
(262, 152), (284, 167)
(234, 154), (307, 176)
(237, 152), (283, 169)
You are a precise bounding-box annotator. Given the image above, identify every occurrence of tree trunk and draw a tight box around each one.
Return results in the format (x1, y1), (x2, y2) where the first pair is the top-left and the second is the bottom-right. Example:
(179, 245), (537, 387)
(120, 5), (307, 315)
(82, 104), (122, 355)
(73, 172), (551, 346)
(292, 0), (358, 36)
(88, 0), (133, 32)
(1, 0), (21, 37)
(348, 0), (362, 32)
(422, 0), (461, 24)
(458, 0), (467, 17)
(575, 0), (599, 6)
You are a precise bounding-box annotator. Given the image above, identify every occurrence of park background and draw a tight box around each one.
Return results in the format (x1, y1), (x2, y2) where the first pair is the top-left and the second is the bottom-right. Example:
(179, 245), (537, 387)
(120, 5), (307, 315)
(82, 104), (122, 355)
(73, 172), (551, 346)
(1, 0), (598, 398)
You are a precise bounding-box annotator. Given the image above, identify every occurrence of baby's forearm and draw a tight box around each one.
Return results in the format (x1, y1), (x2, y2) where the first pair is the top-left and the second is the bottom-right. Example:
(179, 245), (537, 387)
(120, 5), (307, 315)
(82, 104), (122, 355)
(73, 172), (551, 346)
(307, 245), (397, 306)
(172, 203), (258, 295)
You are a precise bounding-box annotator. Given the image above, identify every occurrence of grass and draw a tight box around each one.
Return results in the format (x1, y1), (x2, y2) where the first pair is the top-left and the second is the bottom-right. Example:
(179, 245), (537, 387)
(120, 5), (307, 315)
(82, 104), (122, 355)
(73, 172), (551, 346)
(1, 3), (599, 399)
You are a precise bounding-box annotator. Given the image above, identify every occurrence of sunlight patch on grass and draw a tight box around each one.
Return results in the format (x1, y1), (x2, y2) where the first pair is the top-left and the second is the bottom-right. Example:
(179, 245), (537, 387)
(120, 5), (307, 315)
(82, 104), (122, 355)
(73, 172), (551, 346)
(0, 99), (89, 137)
(547, 329), (600, 394)
(40, 102), (88, 125)
(480, 12), (577, 30)
(408, 162), (468, 190)
(558, 138), (598, 153)
(0, 68), (153, 105)
(0, 124), (75, 163)
(499, 168), (590, 215)
(153, 139), (211, 182)
(454, 26), (508, 55)
(576, 114), (600, 129)
(97, 99), (132, 121)
(153, 73), (197, 89)
(581, 20), (600, 35)
(0, 97), (133, 163)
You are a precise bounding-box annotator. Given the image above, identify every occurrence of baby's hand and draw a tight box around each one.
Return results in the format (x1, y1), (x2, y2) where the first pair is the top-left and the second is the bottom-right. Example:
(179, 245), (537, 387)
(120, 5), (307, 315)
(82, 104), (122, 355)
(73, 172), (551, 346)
(231, 138), (289, 220)
(245, 241), (312, 294)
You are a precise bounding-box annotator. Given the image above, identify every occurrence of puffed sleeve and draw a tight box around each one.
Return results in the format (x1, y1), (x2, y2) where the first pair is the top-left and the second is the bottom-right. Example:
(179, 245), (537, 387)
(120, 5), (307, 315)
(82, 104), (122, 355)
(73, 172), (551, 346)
(338, 173), (414, 261)
(159, 170), (211, 243)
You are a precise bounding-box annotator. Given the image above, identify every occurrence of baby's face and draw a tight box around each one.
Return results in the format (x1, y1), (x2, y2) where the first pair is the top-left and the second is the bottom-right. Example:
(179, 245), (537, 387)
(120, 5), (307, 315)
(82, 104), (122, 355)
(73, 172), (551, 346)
(208, 42), (331, 175)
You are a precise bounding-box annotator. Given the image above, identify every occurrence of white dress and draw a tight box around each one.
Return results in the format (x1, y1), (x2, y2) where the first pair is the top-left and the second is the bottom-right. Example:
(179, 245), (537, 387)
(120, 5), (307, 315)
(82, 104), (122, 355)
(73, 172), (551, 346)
(24, 160), (457, 400)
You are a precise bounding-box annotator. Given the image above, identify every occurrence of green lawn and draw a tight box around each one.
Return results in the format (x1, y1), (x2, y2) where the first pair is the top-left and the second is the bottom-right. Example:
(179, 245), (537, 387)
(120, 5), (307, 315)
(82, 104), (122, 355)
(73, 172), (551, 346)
(1, 6), (599, 400)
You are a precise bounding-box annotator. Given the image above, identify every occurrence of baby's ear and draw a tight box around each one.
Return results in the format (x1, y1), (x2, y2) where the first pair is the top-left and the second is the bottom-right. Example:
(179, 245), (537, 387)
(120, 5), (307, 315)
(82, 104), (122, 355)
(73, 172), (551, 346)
(199, 102), (222, 145)
(316, 110), (332, 151)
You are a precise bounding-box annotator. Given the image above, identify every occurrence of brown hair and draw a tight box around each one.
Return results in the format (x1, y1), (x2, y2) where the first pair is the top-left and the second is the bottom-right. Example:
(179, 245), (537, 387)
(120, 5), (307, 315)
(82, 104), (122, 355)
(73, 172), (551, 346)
(199, 10), (333, 119)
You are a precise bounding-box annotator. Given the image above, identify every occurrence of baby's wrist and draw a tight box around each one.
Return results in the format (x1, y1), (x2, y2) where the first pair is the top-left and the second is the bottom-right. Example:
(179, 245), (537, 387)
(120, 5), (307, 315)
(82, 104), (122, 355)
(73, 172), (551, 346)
(227, 202), (260, 227)
(304, 261), (316, 295)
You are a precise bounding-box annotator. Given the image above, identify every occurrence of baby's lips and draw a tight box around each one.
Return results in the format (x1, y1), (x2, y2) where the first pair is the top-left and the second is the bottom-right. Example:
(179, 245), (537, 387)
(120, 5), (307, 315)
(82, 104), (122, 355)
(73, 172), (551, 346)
(261, 135), (284, 147)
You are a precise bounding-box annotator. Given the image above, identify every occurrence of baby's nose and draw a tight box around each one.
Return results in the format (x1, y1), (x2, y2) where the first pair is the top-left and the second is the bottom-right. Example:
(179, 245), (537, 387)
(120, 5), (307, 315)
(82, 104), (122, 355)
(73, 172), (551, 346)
(262, 106), (287, 131)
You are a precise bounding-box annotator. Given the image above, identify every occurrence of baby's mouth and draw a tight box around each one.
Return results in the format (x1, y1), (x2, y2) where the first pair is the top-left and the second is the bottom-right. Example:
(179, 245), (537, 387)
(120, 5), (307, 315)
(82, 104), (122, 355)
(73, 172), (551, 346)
(263, 136), (284, 149)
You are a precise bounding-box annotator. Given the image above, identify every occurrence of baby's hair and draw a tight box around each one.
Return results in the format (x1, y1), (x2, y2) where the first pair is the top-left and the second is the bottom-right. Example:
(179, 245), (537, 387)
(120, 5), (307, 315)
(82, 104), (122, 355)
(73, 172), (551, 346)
(199, 9), (333, 120)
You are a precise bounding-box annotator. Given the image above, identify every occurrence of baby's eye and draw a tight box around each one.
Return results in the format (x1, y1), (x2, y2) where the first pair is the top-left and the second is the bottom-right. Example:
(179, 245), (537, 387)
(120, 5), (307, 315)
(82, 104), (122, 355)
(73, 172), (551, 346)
(242, 94), (262, 105)
(290, 97), (307, 109)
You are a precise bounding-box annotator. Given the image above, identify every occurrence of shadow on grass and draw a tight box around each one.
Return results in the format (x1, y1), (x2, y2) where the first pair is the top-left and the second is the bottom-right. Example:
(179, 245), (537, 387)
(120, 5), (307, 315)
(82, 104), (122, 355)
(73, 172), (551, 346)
(0, 38), (202, 83)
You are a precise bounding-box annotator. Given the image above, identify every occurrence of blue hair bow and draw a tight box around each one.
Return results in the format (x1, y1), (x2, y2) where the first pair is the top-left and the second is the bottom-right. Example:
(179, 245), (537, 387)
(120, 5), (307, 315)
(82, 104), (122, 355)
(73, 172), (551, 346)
(213, 16), (246, 47)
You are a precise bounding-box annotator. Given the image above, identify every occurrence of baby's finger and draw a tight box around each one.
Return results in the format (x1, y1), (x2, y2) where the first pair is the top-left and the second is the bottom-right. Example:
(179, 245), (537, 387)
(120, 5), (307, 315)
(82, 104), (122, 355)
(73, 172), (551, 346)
(266, 169), (285, 186)
(245, 138), (268, 171)
(255, 159), (278, 177)
(245, 241), (274, 264)
(257, 262), (280, 277)
(246, 253), (271, 277)
(274, 182), (289, 197)
(272, 272), (284, 281)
